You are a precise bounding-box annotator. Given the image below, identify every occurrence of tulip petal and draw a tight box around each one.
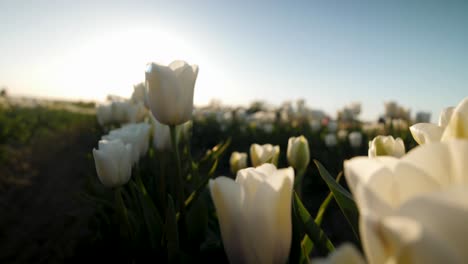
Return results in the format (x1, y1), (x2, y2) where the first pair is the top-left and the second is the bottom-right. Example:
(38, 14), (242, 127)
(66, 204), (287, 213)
(441, 97), (468, 140)
(404, 139), (468, 186)
(378, 187), (468, 263)
(409, 123), (444, 145)
(209, 177), (250, 264)
(93, 148), (118, 187)
(244, 168), (293, 264)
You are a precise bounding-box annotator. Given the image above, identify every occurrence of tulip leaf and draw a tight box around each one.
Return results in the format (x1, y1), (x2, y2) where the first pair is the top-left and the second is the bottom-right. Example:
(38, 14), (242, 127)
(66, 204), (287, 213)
(314, 160), (360, 240)
(132, 176), (163, 249)
(293, 191), (335, 255)
(300, 172), (343, 263)
(165, 195), (179, 263)
(184, 159), (218, 211)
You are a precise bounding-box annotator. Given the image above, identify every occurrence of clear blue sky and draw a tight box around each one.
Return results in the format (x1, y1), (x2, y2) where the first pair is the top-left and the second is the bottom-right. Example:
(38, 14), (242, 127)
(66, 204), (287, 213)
(1, 0), (467, 121)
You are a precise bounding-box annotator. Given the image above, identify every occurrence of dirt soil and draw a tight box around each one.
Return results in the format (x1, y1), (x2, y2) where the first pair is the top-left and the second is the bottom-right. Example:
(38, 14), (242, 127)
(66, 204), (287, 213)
(0, 126), (99, 263)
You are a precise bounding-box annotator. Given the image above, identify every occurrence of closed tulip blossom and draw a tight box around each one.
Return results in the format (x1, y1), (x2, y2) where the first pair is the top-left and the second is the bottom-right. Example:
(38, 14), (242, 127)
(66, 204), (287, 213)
(368, 135), (405, 158)
(287, 136), (310, 171)
(324, 133), (337, 147)
(410, 97), (468, 144)
(146, 60), (199, 126)
(209, 164), (294, 264)
(96, 103), (113, 126)
(103, 123), (151, 163)
(230, 151), (248, 174)
(150, 113), (172, 151)
(348, 131), (363, 148)
(345, 140), (468, 264)
(93, 139), (133, 188)
(250, 143), (280, 167)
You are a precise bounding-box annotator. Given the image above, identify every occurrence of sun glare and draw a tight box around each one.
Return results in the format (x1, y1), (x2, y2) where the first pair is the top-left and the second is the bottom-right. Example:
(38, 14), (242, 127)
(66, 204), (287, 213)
(50, 27), (206, 102)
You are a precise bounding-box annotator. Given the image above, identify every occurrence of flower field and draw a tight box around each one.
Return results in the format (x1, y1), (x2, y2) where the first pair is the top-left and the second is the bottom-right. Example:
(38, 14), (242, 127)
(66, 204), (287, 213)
(0, 62), (466, 263)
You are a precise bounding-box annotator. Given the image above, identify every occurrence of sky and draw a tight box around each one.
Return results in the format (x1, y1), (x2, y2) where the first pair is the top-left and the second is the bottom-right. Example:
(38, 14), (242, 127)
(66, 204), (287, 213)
(0, 0), (467, 121)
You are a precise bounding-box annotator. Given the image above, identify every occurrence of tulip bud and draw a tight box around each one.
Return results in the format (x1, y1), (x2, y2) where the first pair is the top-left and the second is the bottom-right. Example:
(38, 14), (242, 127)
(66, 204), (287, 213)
(96, 103), (113, 126)
(249, 143), (280, 167)
(127, 102), (147, 124)
(150, 112), (172, 151)
(209, 164), (294, 264)
(324, 133), (337, 147)
(287, 136), (310, 171)
(93, 139), (133, 187)
(146, 60), (199, 126)
(348, 131), (363, 148)
(229, 152), (248, 174)
(368, 135), (405, 158)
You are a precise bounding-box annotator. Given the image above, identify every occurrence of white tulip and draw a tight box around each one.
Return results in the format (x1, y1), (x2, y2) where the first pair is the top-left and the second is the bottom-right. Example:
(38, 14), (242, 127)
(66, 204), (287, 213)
(337, 129), (348, 141)
(309, 119), (321, 132)
(441, 97), (468, 141)
(368, 135), (405, 158)
(93, 139), (133, 187)
(345, 140), (468, 264)
(328, 121), (338, 132)
(250, 144), (280, 167)
(131, 82), (149, 107)
(111, 101), (131, 123)
(287, 136), (310, 171)
(410, 97), (468, 144)
(103, 123), (151, 163)
(229, 152), (248, 174)
(146, 60), (199, 125)
(348, 131), (363, 148)
(313, 243), (366, 264)
(150, 113), (172, 151)
(96, 103), (113, 126)
(438, 107), (455, 128)
(324, 133), (337, 147)
(209, 164), (294, 264)
(127, 102), (147, 124)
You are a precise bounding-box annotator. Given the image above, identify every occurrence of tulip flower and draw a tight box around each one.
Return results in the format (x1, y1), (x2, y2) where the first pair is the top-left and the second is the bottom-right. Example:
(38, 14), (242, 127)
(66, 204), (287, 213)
(327, 121), (338, 132)
(287, 136), (310, 171)
(127, 102), (147, 124)
(410, 97), (468, 144)
(324, 133), (337, 147)
(150, 112), (172, 151)
(313, 243), (366, 264)
(337, 129), (348, 141)
(131, 82), (149, 107)
(146, 60), (199, 126)
(230, 152), (248, 174)
(250, 144), (280, 167)
(348, 131), (363, 148)
(93, 139), (133, 188)
(368, 135), (405, 158)
(96, 103), (113, 126)
(103, 123), (151, 163)
(344, 139), (468, 264)
(209, 164), (294, 264)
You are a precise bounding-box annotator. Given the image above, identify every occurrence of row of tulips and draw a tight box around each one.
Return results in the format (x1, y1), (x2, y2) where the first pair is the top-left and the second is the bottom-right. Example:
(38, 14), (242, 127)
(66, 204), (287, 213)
(89, 58), (467, 263)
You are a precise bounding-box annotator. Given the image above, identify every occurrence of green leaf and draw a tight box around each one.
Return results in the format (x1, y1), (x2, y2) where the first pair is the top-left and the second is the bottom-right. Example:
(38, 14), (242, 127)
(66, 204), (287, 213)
(184, 159), (218, 211)
(293, 191), (335, 255)
(165, 195), (179, 263)
(132, 176), (163, 249)
(314, 160), (360, 240)
(300, 172), (343, 262)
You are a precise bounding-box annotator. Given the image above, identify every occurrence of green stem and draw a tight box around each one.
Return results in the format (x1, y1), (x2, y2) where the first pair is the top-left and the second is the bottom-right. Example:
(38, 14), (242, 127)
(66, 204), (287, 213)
(294, 168), (306, 199)
(169, 125), (185, 215)
(159, 153), (167, 215)
(115, 186), (133, 241)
